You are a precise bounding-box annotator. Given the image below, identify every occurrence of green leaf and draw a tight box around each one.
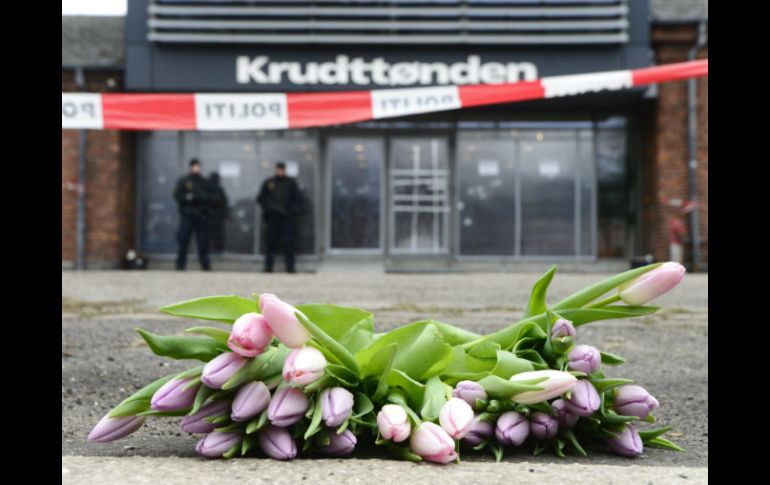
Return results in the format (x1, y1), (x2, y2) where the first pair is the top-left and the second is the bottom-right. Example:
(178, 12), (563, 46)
(533, 440), (547, 456)
(160, 295), (258, 323)
(561, 428), (588, 457)
(326, 364), (360, 386)
(552, 263), (663, 310)
(638, 426), (672, 442)
(296, 312), (361, 375)
(562, 306), (660, 327)
(387, 389), (422, 425)
(554, 438), (566, 458)
(304, 395), (325, 440)
(383, 442), (422, 462)
(490, 442), (504, 462)
(222, 443), (241, 460)
(135, 328), (228, 362)
(386, 370), (426, 410)
(246, 410), (269, 434)
(185, 326), (231, 346)
(241, 434), (256, 456)
(522, 266), (557, 319)
(353, 392), (374, 418)
(432, 321), (482, 345)
(646, 436), (685, 452)
(221, 346), (289, 390)
(190, 384), (216, 415)
(600, 412), (639, 424)
(364, 343), (397, 401)
(591, 378), (633, 394)
(420, 376), (450, 421)
(356, 321), (453, 381)
(600, 351), (626, 366)
(476, 375), (546, 400)
(295, 304), (374, 354)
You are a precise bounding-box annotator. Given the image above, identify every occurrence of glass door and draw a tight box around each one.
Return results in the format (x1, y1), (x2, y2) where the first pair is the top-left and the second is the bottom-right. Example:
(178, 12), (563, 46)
(389, 137), (450, 254)
(326, 137), (385, 253)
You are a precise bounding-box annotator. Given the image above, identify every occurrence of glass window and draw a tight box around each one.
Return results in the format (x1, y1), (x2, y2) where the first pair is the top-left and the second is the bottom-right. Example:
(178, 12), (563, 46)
(457, 133), (517, 255)
(596, 117), (629, 258)
(138, 131), (180, 254)
(328, 138), (383, 250)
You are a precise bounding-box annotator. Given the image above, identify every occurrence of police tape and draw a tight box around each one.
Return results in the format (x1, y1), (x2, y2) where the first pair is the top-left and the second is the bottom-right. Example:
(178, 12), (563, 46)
(62, 59), (707, 131)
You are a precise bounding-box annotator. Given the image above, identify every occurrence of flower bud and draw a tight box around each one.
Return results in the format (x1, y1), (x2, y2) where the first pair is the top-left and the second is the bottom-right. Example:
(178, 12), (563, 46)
(231, 381), (271, 422)
(258, 425), (297, 460)
(201, 352), (247, 390)
(180, 400), (231, 434)
(530, 412), (559, 440)
(195, 431), (241, 458)
(410, 422), (458, 464)
(495, 411), (529, 446)
(567, 345), (601, 374)
(551, 318), (576, 338)
(267, 387), (309, 427)
(88, 414), (145, 443)
(321, 428), (357, 456)
(606, 424), (643, 457)
(551, 399), (579, 428)
(260, 293), (311, 348)
(452, 381), (487, 409)
(376, 404), (411, 442)
(227, 313), (273, 358)
(618, 262), (685, 305)
(282, 346), (327, 386)
(564, 380), (601, 417)
(321, 387), (354, 428)
(613, 385), (659, 419)
(510, 370), (577, 405)
(150, 377), (199, 411)
(438, 397), (475, 439)
(462, 417), (493, 447)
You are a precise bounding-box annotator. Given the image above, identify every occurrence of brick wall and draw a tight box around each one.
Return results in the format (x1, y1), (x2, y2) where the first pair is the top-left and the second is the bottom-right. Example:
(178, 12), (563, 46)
(62, 69), (135, 269)
(646, 23), (708, 269)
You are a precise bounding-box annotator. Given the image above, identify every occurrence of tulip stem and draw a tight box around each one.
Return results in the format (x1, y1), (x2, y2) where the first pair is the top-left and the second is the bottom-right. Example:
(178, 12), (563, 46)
(585, 294), (621, 308)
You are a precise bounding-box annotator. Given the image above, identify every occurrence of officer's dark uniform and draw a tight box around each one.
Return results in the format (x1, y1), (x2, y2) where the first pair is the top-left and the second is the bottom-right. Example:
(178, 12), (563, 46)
(173, 173), (212, 270)
(257, 175), (299, 273)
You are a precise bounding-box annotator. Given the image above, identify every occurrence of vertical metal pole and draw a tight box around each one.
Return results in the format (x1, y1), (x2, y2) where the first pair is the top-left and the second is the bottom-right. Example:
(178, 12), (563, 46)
(75, 67), (88, 271)
(687, 22), (707, 271)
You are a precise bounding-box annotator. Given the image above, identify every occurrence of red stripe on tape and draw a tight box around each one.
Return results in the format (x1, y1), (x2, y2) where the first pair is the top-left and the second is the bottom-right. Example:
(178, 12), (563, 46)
(632, 59), (708, 86)
(287, 90), (373, 128)
(459, 81), (545, 109)
(102, 94), (197, 130)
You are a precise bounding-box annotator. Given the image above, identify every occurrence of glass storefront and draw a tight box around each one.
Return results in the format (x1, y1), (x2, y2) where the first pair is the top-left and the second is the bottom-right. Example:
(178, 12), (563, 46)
(137, 118), (631, 262)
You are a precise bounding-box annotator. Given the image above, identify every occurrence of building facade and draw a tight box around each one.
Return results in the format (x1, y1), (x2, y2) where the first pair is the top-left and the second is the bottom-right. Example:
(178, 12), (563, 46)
(61, 1), (708, 271)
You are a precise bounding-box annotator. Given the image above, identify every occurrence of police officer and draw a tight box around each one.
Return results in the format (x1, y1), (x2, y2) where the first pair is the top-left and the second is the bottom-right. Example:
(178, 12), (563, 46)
(257, 162), (299, 273)
(173, 159), (212, 271)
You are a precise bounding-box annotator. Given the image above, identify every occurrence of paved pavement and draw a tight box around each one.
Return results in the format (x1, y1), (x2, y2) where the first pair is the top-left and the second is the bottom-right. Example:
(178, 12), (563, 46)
(62, 270), (708, 484)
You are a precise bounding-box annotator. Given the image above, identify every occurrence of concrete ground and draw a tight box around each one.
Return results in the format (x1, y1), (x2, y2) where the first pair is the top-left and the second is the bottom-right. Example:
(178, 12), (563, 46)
(62, 270), (708, 484)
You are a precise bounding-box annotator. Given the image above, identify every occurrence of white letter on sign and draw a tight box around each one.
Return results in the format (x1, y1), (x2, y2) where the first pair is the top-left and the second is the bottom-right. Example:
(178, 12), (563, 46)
(61, 93), (103, 129)
(195, 94), (289, 130)
(370, 86), (461, 120)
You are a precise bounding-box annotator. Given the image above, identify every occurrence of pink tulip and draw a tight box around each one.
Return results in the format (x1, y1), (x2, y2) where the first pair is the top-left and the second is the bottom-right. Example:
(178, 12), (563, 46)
(227, 313), (273, 358)
(438, 398), (475, 439)
(618, 262), (686, 305)
(510, 370), (577, 405)
(201, 352), (247, 389)
(377, 404), (411, 443)
(410, 422), (458, 464)
(259, 293), (311, 348)
(282, 346), (327, 386)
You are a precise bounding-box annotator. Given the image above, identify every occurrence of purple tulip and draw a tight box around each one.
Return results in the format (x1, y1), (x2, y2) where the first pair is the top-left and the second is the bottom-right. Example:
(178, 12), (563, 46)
(495, 411), (530, 446)
(258, 425), (297, 460)
(551, 399), (579, 428)
(231, 381), (271, 422)
(201, 352), (247, 390)
(564, 380), (601, 417)
(228, 312), (273, 358)
(267, 386), (309, 427)
(180, 400), (231, 434)
(410, 422), (458, 464)
(551, 319), (576, 339)
(150, 377), (199, 411)
(452, 381), (487, 409)
(321, 387), (355, 428)
(606, 424), (643, 458)
(195, 431), (241, 458)
(321, 428), (357, 456)
(568, 345), (602, 374)
(463, 417), (493, 446)
(613, 385), (659, 419)
(530, 412), (559, 440)
(260, 293), (311, 348)
(88, 414), (145, 443)
(618, 262), (686, 305)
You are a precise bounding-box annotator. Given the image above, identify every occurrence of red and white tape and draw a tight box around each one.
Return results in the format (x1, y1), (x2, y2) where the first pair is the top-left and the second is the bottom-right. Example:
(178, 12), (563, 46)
(62, 59), (707, 131)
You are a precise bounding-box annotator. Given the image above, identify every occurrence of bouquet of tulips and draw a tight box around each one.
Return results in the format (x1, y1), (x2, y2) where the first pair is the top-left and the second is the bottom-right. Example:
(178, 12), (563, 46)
(89, 262), (686, 463)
